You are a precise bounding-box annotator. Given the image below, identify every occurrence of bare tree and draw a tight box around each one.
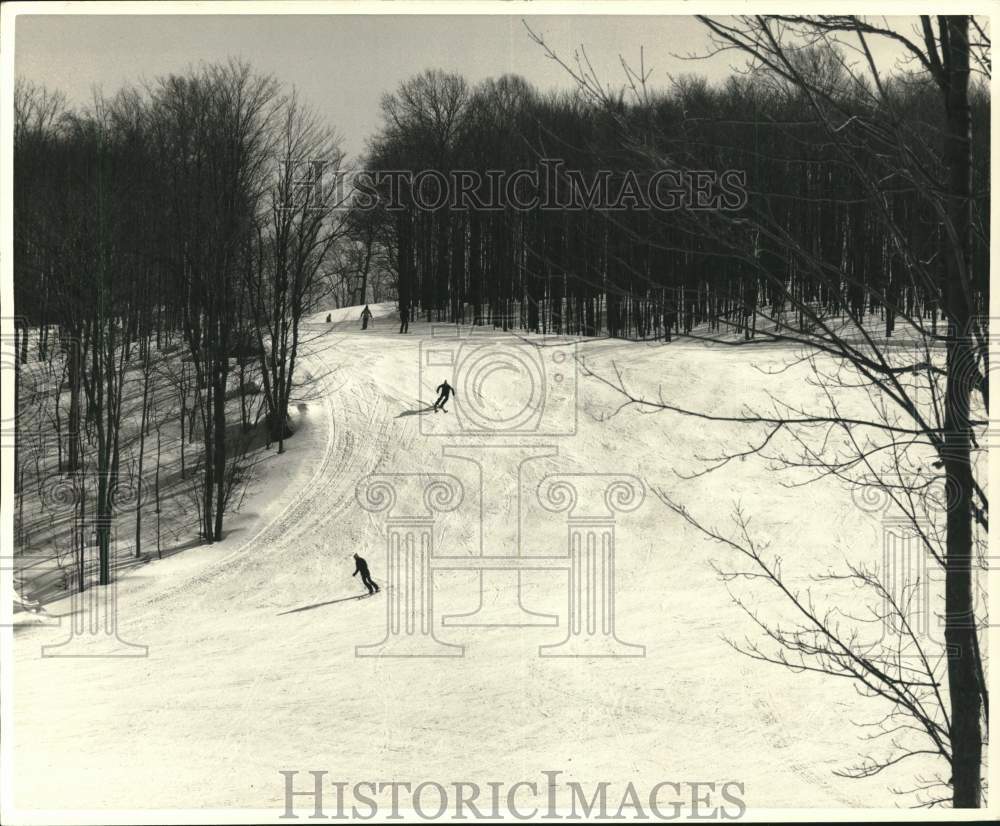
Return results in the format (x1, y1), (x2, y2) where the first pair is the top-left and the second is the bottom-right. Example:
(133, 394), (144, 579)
(149, 60), (281, 540)
(529, 14), (989, 807)
(246, 91), (345, 451)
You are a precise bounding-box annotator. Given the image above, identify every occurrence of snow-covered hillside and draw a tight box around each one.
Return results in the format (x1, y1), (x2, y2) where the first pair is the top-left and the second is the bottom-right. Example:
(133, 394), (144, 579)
(11, 310), (936, 813)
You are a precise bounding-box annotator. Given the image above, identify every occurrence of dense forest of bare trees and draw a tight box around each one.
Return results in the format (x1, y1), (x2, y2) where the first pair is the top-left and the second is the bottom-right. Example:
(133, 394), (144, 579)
(351, 13), (986, 808)
(13, 61), (343, 585)
(363, 50), (987, 343)
(510, 15), (989, 808)
(11, 13), (990, 808)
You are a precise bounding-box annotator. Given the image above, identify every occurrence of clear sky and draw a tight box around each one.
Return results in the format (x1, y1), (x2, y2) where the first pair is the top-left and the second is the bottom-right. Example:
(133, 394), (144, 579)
(15, 12), (917, 160)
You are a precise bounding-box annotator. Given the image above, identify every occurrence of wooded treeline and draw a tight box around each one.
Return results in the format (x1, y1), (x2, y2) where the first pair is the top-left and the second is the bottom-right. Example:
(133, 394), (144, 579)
(507, 16), (990, 809)
(359, 20), (990, 808)
(14, 61), (343, 582)
(9, 14), (991, 810)
(16, 52), (990, 575)
(367, 61), (988, 340)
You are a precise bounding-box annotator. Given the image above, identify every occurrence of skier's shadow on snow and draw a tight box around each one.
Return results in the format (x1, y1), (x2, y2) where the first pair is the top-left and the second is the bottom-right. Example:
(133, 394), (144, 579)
(396, 405), (437, 418)
(278, 594), (373, 615)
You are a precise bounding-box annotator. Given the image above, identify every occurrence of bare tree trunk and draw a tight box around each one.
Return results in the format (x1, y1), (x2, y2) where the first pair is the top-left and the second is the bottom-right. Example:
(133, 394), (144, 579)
(213, 366), (227, 541)
(134, 351), (152, 558)
(155, 425), (162, 559)
(202, 380), (215, 542)
(53, 374), (64, 472)
(77, 477), (86, 593)
(67, 334), (81, 472)
(178, 364), (187, 478)
(939, 15), (981, 808)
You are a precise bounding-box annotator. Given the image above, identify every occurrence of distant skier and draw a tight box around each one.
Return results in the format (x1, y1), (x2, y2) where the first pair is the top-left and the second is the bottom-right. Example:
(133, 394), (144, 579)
(399, 304), (410, 334)
(360, 304), (373, 330)
(352, 553), (380, 595)
(432, 379), (455, 413)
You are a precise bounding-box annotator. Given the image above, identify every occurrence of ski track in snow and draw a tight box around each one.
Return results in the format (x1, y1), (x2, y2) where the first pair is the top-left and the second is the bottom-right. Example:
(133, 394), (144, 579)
(128, 348), (395, 622)
(11, 319), (913, 811)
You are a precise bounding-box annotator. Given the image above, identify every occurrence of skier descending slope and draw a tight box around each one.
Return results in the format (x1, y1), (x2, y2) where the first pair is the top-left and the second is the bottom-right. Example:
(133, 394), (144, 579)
(352, 553), (380, 595)
(432, 379), (455, 413)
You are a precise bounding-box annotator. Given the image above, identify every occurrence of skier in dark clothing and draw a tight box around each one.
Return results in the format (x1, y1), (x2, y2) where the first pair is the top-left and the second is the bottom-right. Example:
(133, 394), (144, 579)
(432, 380), (455, 413)
(399, 304), (410, 334)
(360, 305), (373, 330)
(352, 553), (380, 595)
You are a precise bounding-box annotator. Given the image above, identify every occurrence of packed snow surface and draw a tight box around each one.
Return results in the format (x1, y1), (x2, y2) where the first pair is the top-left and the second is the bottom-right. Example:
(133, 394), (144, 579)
(11, 308), (932, 813)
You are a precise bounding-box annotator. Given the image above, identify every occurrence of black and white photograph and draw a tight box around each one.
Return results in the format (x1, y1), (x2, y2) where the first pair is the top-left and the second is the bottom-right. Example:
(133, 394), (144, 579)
(0, 1), (995, 821)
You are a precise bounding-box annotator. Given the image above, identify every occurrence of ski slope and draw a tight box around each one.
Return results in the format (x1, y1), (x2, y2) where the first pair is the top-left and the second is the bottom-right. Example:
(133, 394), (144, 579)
(10, 311), (932, 814)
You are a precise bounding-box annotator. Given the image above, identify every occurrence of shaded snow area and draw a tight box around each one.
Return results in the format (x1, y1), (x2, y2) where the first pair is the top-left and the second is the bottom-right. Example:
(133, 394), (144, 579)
(12, 309), (939, 815)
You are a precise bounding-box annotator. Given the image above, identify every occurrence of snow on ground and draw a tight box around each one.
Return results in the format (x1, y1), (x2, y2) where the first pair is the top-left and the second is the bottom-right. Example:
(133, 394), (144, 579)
(10, 308), (934, 814)
(304, 301), (398, 326)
